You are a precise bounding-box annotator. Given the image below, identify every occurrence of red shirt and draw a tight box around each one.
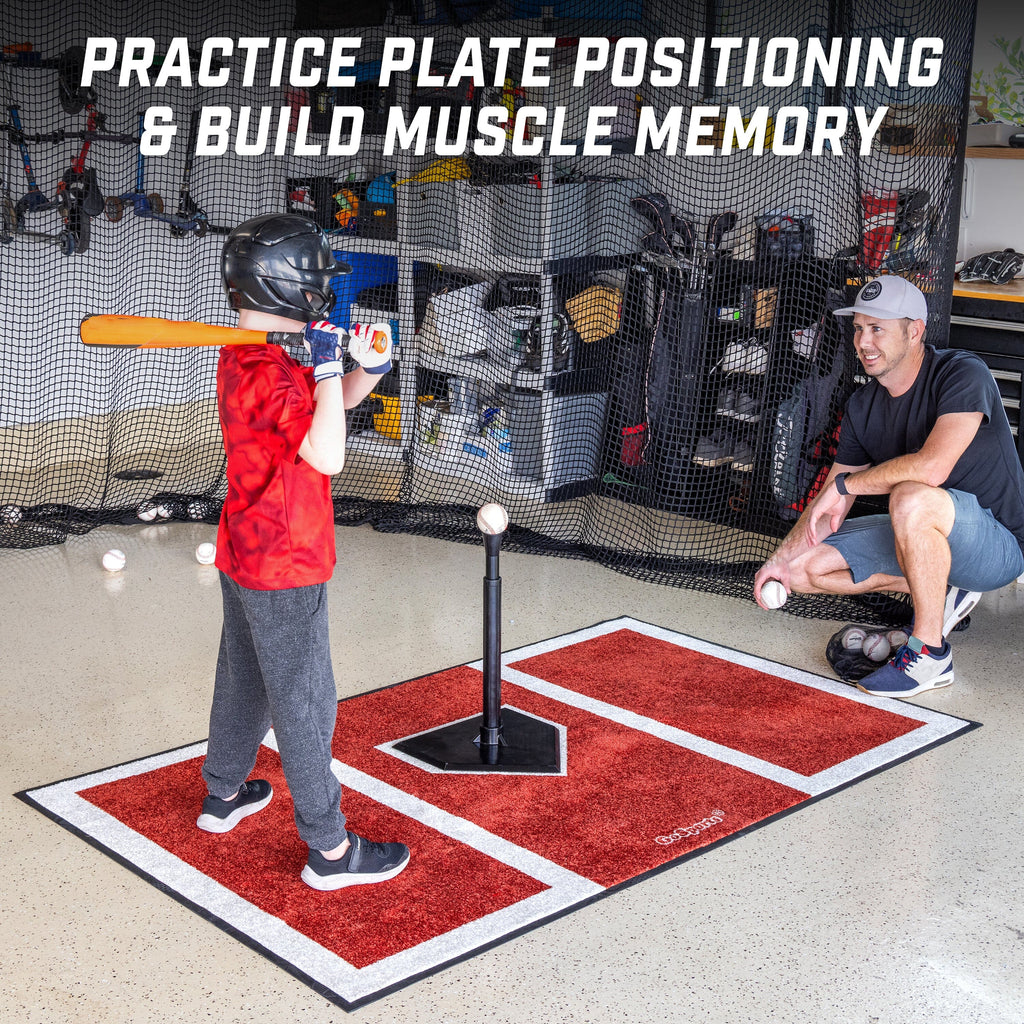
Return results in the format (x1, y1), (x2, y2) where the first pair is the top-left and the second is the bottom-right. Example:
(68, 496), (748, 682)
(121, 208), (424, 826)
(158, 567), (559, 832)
(215, 345), (336, 589)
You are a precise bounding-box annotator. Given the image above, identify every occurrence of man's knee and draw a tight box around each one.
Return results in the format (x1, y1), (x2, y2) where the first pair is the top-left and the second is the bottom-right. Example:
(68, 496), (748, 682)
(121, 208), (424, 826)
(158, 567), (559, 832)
(889, 481), (954, 535)
(790, 543), (851, 593)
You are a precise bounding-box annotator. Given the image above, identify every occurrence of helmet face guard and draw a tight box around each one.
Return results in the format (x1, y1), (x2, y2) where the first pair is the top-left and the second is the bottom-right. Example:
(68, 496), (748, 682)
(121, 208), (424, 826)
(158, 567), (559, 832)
(222, 214), (351, 322)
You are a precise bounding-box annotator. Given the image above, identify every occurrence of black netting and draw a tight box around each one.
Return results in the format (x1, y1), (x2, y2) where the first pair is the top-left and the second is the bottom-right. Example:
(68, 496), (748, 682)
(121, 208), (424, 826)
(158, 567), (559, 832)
(0, 1), (974, 625)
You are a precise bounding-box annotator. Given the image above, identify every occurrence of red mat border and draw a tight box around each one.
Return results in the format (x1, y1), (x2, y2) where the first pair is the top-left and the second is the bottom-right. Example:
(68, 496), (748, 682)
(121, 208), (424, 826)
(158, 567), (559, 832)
(17, 617), (981, 1011)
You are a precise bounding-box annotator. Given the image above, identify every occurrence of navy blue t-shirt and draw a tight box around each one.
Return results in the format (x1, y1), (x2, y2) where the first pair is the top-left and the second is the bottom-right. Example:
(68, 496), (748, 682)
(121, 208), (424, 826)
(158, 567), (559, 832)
(836, 345), (1024, 554)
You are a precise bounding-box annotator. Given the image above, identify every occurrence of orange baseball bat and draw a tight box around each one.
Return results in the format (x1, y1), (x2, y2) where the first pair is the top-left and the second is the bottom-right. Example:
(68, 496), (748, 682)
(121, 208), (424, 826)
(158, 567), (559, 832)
(79, 314), (303, 349)
(79, 315), (391, 353)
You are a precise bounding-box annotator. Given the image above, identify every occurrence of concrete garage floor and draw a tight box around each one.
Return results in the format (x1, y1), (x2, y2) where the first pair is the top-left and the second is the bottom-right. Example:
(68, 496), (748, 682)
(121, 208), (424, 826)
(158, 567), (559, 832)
(2, 520), (1022, 1024)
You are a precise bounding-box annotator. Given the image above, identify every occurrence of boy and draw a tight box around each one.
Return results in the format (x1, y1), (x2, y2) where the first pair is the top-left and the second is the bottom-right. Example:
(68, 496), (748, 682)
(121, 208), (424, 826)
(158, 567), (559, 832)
(196, 213), (409, 890)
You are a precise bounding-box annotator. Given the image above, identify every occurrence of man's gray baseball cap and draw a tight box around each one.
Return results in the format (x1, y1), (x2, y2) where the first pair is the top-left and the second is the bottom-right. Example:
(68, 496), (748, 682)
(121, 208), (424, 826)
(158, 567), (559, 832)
(834, 276), (929, 321)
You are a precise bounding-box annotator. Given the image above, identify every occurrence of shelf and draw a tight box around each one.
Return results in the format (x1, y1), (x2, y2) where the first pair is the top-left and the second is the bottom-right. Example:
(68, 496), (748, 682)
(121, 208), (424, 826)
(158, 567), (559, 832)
(345, 431), (407, 459)
(404, 243), (550, 276)
(332, 151), (627, 500)
(323, 238), (610, 276)
(326, 234), (402, 257)
(883, 145), (955, 157)
(410, 442), (548, 499)
(952, 278), (1024, 304)
(965, 147), (1024, 160)
(417, 348), (550, 390)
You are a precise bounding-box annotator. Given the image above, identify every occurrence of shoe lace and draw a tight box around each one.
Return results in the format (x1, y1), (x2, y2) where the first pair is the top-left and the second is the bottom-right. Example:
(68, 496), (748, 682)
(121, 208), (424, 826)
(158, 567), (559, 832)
(892, 644), (919, 672)
(356, 834), (390, 856)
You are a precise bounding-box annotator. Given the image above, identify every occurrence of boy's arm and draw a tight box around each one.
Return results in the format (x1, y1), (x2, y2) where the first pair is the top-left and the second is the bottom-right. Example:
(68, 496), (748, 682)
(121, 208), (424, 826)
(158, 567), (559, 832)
(341, 366), (385, 410)
(297, 321), (394, 475)
(299, 377), (347, 476)
(298, 321), (349, 476)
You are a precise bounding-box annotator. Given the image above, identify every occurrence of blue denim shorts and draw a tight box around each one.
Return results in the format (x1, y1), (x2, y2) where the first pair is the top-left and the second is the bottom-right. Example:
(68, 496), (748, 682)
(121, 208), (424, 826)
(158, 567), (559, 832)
(827, 489), (1024, 592)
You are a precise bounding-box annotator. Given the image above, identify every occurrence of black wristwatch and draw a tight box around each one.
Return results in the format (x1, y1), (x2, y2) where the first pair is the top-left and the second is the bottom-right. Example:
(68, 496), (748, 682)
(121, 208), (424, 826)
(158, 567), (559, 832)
(834, 472), (850, 495)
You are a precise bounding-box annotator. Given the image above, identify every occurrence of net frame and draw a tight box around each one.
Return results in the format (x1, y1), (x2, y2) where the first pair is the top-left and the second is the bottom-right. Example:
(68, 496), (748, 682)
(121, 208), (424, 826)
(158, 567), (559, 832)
(0, 0), (975, 626)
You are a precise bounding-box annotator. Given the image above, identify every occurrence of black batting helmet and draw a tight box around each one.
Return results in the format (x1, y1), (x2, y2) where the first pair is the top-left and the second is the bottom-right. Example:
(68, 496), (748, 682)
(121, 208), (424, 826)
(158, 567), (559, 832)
(221, 214), (351, 322)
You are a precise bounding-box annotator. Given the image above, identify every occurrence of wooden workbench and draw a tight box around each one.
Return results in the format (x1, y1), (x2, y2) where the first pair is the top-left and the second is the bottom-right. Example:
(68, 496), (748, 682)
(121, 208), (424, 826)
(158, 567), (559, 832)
(953, 277), (1024, 305)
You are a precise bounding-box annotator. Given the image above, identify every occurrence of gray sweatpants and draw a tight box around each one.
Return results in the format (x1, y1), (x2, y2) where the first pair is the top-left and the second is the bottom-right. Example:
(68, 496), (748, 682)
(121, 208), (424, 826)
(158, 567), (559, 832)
(201, 572), (348, 852)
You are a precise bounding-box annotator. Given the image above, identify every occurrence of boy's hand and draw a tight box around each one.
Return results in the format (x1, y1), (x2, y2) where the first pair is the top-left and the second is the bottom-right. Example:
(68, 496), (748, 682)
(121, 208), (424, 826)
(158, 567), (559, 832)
(305, 320), (347, 382)
(348, 322), (393, 375)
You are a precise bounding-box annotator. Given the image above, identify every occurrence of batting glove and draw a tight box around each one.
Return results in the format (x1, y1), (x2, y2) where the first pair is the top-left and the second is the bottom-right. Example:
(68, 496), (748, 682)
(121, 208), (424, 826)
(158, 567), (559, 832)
(304, 320), (347, 382)
(348, 322), (393, 375)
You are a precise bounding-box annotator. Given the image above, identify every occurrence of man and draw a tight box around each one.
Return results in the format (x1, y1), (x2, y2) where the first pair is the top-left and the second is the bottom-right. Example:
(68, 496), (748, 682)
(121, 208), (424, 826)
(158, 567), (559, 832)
(197, 213), (410, 890)
(754, 276), (1024, 697)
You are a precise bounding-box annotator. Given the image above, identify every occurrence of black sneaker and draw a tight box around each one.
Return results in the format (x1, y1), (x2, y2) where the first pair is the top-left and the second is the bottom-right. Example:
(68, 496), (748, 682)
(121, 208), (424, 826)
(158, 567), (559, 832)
(301, 831), (411, 891)
(196, 779), (273, 833)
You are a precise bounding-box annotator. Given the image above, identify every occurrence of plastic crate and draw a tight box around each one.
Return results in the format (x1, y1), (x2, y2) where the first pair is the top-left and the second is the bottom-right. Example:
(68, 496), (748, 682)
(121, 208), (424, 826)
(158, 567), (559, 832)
(492, 183), (589, 260)
(328, 252), (399, 328)
(509, 390), (607, 487)
(403, 182), (459, 250)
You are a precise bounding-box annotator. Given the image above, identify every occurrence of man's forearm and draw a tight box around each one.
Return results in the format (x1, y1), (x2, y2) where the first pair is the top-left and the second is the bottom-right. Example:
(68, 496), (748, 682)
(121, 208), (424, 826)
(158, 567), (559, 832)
(835, 453), (947, 496)
(769, 506), (819, 565)
(838, 411), (984, 495)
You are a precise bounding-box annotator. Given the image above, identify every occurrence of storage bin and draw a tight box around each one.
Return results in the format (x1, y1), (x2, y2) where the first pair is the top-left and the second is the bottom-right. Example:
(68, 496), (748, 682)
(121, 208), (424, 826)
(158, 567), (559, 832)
(509, 391), (608, 487)
(453, 182), (496, 260)
(587, 179), (650, 256)
(418, 282), (496, 357)
(492, 183), (589, 260)
(358, 202), (398, 239)
(328, 251), (398, 328)
(402, 182), (459, 250)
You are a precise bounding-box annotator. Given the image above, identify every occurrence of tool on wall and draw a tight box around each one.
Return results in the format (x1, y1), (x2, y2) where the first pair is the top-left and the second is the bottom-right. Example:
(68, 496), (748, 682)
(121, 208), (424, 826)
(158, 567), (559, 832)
(52, 95), (107, 254)
(104, 114), (207, 235)
(168, 108), (209, 237)
(8, 104), (54, 221)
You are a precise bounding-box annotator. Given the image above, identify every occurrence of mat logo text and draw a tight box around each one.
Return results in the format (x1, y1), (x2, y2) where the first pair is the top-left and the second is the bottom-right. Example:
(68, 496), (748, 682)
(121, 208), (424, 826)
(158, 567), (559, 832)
(655, 811), (725, 845)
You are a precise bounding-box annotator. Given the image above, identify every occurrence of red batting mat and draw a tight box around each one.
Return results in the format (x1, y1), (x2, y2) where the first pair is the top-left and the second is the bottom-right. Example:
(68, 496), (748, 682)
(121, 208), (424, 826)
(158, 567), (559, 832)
(18, 617), (978, 1011)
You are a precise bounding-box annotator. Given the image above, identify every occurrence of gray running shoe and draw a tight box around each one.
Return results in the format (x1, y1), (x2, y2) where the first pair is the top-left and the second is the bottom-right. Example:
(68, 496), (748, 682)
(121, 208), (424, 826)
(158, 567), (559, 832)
(693, 433), (735, 467)
(856, 638), (954, 697)
(721, 338), (769, 375)
(197, 780), (273, 834)
(301, 831), (411, 891)
(731, 440), (755, 472)
(731, 393), (762, 422)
